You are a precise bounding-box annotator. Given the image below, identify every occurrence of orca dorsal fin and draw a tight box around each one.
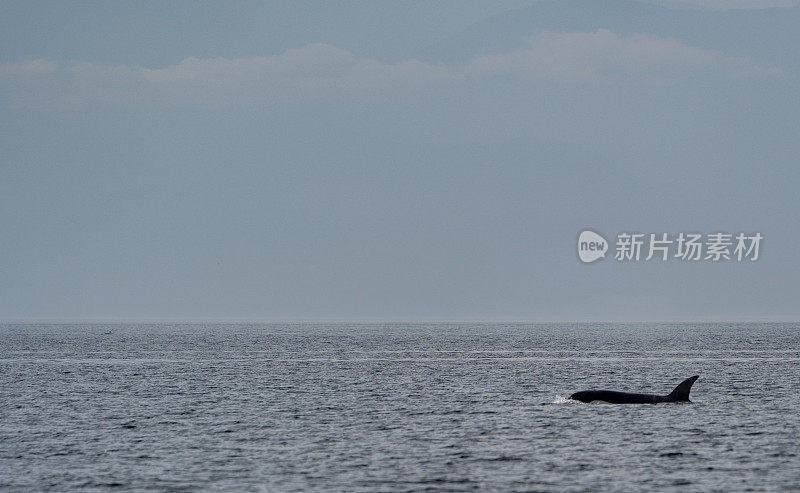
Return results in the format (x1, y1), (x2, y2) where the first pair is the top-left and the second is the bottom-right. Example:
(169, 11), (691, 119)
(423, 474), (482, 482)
(668, 375), (699, 401)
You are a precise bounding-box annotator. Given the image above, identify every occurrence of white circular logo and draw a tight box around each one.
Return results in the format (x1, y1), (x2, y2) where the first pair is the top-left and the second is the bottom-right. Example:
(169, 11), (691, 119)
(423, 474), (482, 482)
(578, 230), (608, 263)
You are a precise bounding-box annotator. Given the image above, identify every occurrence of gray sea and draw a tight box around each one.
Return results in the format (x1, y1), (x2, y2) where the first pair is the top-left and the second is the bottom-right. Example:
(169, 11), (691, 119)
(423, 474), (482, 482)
(1, 323), (799, 491)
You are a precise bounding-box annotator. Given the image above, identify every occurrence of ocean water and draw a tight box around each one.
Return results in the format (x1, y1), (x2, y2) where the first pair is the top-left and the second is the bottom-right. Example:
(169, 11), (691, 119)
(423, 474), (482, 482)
(1, 322), (798, 491)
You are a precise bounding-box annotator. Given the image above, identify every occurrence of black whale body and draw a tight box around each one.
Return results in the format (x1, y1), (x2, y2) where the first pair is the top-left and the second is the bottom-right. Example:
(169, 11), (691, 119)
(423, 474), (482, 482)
(570, 376), (699, 404)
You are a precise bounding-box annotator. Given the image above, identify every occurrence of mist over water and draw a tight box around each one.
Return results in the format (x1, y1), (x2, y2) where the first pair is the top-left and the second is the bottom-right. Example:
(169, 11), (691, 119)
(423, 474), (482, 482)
(1, 323), (799, 490)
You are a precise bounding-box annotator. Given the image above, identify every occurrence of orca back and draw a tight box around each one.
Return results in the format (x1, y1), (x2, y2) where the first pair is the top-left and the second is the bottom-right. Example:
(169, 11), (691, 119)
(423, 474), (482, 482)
(570, 390), (664, 404)
(569, 376), (700, 404)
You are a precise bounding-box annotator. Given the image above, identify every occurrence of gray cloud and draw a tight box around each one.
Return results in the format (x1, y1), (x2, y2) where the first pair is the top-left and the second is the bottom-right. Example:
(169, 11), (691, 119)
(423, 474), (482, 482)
(1, 30), (761, 110)
(643, 0), (798, 9)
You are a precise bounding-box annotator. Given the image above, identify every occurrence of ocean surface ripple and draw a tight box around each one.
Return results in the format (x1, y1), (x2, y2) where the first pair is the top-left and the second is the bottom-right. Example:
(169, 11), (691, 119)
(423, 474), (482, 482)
(1, 322), (799, 491)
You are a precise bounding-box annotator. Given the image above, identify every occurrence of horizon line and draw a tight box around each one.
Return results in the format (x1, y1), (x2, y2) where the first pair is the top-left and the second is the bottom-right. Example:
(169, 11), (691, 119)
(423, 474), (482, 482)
(0, 318), (796, 325)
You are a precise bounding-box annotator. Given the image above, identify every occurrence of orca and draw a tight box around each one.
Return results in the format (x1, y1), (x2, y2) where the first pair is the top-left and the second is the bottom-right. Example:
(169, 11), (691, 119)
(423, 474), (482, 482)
(569, 376), (699, 404)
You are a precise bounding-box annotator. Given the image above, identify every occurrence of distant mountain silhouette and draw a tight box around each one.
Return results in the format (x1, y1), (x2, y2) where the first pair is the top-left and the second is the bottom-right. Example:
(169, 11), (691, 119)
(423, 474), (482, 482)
(422, 0), (800, 68)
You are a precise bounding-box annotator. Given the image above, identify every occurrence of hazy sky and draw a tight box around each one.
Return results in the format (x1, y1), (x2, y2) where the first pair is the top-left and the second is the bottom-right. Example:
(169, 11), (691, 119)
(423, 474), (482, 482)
(2, 0), (799, 321)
